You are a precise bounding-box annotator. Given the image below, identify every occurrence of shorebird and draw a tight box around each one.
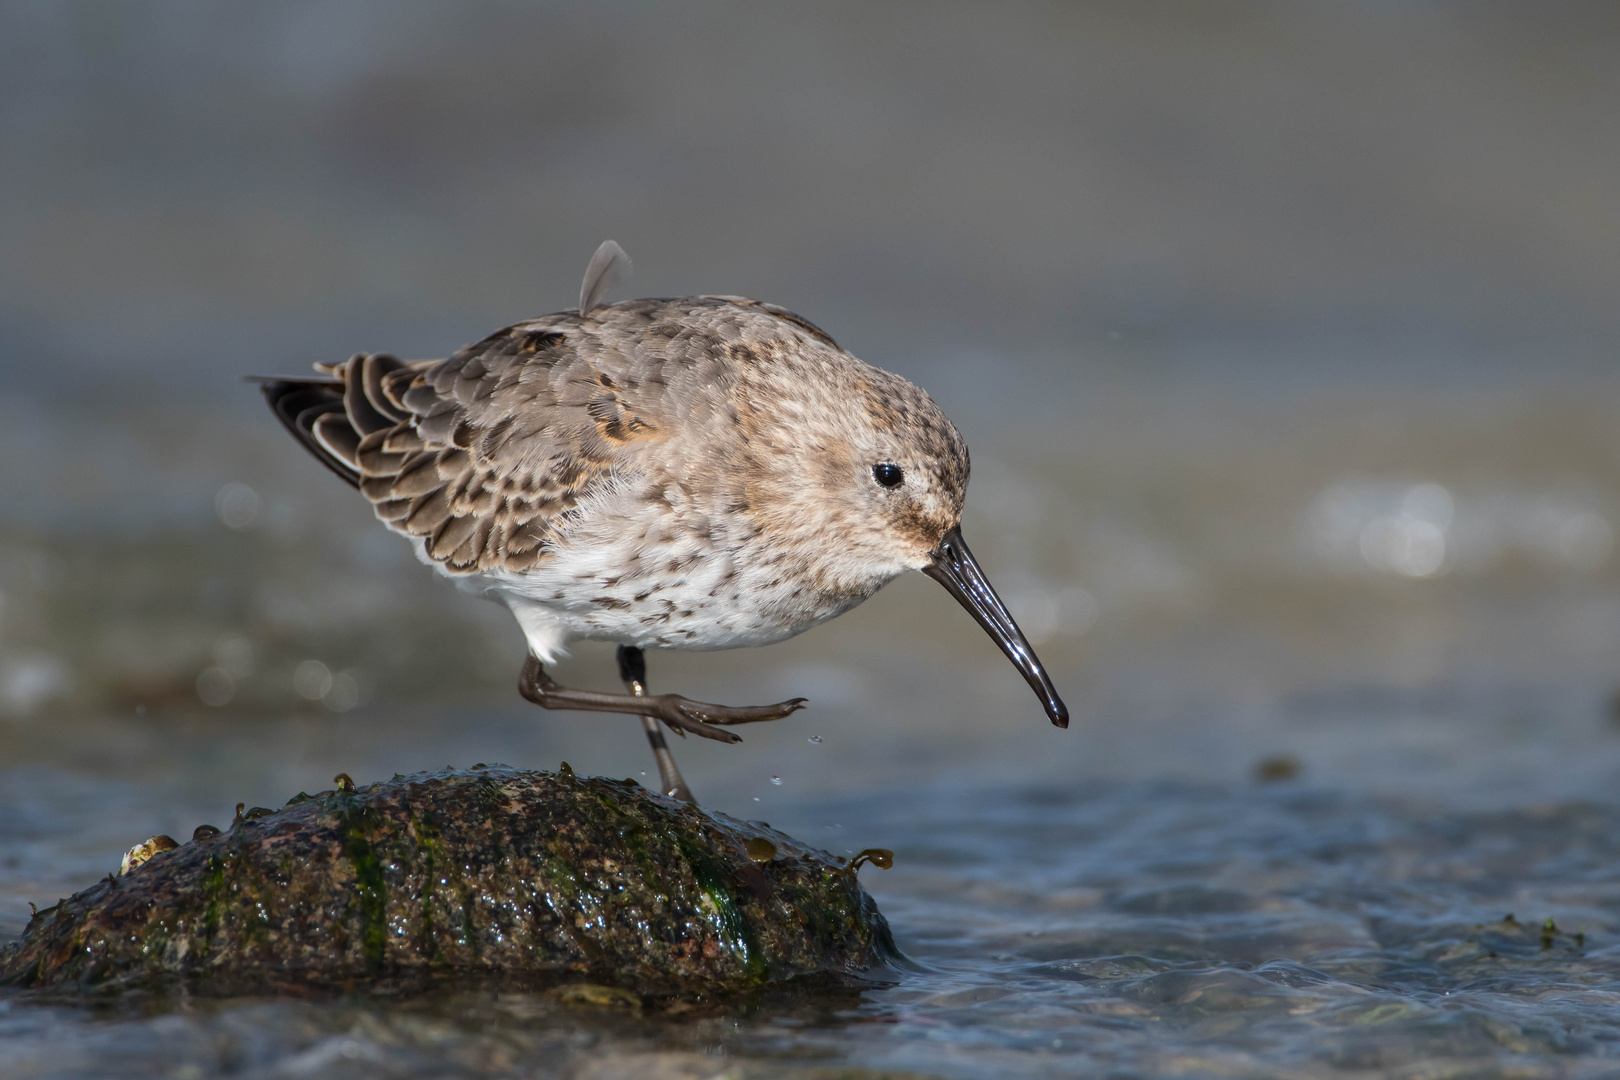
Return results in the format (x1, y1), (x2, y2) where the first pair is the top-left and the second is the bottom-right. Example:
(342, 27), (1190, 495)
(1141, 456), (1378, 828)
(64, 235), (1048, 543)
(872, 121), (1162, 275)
(261, 242), (1067, 801)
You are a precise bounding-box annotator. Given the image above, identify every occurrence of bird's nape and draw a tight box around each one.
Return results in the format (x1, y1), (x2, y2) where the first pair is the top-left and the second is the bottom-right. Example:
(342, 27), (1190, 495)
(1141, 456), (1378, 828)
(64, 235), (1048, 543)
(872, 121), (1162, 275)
(923, 527), (1070, 728)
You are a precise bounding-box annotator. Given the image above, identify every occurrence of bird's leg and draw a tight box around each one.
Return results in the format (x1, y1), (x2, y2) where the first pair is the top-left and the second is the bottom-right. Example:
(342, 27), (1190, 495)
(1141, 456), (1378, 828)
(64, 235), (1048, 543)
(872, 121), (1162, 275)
(517, 656), (806, 744)
(616, 645), (693, 803)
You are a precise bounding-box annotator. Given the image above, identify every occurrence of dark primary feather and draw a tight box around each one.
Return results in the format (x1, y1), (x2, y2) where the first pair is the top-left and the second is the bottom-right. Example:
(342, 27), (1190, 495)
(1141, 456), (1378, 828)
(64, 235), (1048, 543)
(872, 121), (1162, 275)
(260, 378), (359, 489)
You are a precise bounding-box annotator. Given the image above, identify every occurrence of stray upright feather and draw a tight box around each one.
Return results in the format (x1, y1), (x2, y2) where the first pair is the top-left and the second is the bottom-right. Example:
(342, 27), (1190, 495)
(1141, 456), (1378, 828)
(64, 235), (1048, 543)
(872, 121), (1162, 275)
(578, 240), (631, 315)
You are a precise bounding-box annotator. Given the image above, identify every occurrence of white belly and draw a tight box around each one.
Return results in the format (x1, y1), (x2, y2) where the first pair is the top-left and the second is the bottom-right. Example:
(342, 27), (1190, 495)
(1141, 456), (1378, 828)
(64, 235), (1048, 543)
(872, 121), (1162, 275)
(431, 505), (883, 663)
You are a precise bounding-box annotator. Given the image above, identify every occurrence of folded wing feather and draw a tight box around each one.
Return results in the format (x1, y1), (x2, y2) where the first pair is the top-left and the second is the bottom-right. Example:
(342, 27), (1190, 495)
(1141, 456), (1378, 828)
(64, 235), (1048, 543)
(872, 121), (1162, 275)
(265, 319), (660, 574)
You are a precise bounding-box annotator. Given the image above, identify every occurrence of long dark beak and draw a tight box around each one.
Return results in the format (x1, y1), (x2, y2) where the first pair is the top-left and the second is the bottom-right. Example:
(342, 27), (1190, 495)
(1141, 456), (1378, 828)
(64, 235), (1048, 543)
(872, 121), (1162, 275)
(923, 526), (1070, 728)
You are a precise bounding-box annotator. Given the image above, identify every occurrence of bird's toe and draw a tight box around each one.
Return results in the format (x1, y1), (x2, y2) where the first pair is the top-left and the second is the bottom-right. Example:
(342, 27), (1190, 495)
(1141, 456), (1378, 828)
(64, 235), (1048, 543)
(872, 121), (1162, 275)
(704, 697), (809, 725)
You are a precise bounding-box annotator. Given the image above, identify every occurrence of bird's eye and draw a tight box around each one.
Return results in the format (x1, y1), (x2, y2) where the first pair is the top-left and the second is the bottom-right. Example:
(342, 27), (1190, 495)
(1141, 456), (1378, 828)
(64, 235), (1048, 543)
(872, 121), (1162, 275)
(872, 463), (904, 488)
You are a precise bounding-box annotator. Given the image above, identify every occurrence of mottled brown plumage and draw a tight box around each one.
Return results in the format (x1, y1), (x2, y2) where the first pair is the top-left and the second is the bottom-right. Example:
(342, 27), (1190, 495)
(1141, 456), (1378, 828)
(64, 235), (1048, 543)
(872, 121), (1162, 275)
(262, 243), (1064, 801)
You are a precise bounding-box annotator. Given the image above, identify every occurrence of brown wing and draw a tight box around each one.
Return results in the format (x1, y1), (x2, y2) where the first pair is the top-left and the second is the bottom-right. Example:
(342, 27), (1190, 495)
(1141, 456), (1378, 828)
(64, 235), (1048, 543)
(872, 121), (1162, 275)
(262, 294), (845, 574)
(263, 315), (665, 574)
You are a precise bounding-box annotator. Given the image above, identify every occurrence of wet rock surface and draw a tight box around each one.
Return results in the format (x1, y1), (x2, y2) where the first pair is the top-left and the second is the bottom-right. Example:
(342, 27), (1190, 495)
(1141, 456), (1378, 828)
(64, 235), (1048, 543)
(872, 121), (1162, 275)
(0, 766), (897, 997)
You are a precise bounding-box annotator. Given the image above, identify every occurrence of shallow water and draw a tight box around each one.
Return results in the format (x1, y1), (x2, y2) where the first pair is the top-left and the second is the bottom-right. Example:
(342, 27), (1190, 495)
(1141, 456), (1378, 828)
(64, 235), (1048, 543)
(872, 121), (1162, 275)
(3, 690), (1620, 1079)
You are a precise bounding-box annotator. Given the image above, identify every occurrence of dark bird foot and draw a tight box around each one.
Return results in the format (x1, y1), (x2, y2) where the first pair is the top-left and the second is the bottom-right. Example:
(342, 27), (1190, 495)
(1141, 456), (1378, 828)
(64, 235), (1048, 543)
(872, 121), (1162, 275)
(518, 656), (805, 744)
(653, 694), (809, 740)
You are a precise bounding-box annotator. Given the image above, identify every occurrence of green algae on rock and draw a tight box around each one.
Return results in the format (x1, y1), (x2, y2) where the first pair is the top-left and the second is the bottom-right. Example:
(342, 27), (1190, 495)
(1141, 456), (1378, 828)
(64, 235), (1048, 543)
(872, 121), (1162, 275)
(0, 766), (898, 996)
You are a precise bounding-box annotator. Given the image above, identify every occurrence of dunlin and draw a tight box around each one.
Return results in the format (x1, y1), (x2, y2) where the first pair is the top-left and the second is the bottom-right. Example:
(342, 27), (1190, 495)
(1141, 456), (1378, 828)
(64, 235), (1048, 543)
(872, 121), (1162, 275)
(261, 242), (1066, 800)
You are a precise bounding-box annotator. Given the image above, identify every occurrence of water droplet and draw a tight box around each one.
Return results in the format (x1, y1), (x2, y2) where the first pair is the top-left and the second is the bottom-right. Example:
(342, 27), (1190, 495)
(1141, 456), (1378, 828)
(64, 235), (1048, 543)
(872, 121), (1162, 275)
(746, 837), (777, 862)
(770, 775), (782, 785)
(807, 735), (822, 744)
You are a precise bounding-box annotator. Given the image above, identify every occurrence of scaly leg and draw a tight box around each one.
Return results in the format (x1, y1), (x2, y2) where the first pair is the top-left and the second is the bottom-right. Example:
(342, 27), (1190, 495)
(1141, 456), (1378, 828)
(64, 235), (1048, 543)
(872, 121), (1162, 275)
(517, 654), (805, 761)
(615, 645), (693, 802)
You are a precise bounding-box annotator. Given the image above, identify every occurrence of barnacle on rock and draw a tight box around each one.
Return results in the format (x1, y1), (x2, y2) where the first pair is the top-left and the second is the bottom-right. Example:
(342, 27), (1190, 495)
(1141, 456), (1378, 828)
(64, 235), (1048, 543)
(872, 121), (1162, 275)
(119, 835), (178, 875)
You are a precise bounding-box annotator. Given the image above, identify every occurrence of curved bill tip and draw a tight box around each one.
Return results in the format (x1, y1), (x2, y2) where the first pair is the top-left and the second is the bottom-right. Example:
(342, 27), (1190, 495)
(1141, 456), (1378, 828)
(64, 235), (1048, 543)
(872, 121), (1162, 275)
(923, 526), (1070, 729)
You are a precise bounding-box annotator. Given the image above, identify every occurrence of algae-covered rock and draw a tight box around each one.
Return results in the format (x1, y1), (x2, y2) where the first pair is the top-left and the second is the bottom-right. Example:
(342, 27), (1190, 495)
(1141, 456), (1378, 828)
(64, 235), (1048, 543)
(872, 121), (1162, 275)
(1, 766), (897, 996)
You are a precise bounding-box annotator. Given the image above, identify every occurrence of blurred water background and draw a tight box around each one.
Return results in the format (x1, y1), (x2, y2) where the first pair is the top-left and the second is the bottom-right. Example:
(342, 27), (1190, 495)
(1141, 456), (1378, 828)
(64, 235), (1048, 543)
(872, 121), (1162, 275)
(3, 3), (1620, 1077)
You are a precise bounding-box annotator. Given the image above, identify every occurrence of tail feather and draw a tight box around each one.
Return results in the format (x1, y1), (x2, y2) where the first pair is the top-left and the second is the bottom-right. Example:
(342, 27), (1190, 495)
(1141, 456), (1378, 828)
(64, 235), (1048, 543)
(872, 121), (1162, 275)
(312, 411), (363, 466)
(259, 377), (361, 488)
(258, 353), (417, 489)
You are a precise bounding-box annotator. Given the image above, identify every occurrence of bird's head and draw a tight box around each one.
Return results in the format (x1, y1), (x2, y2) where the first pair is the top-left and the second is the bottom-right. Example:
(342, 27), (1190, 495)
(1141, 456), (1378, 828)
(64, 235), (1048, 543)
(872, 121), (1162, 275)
(742, 352), (1069, 729)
